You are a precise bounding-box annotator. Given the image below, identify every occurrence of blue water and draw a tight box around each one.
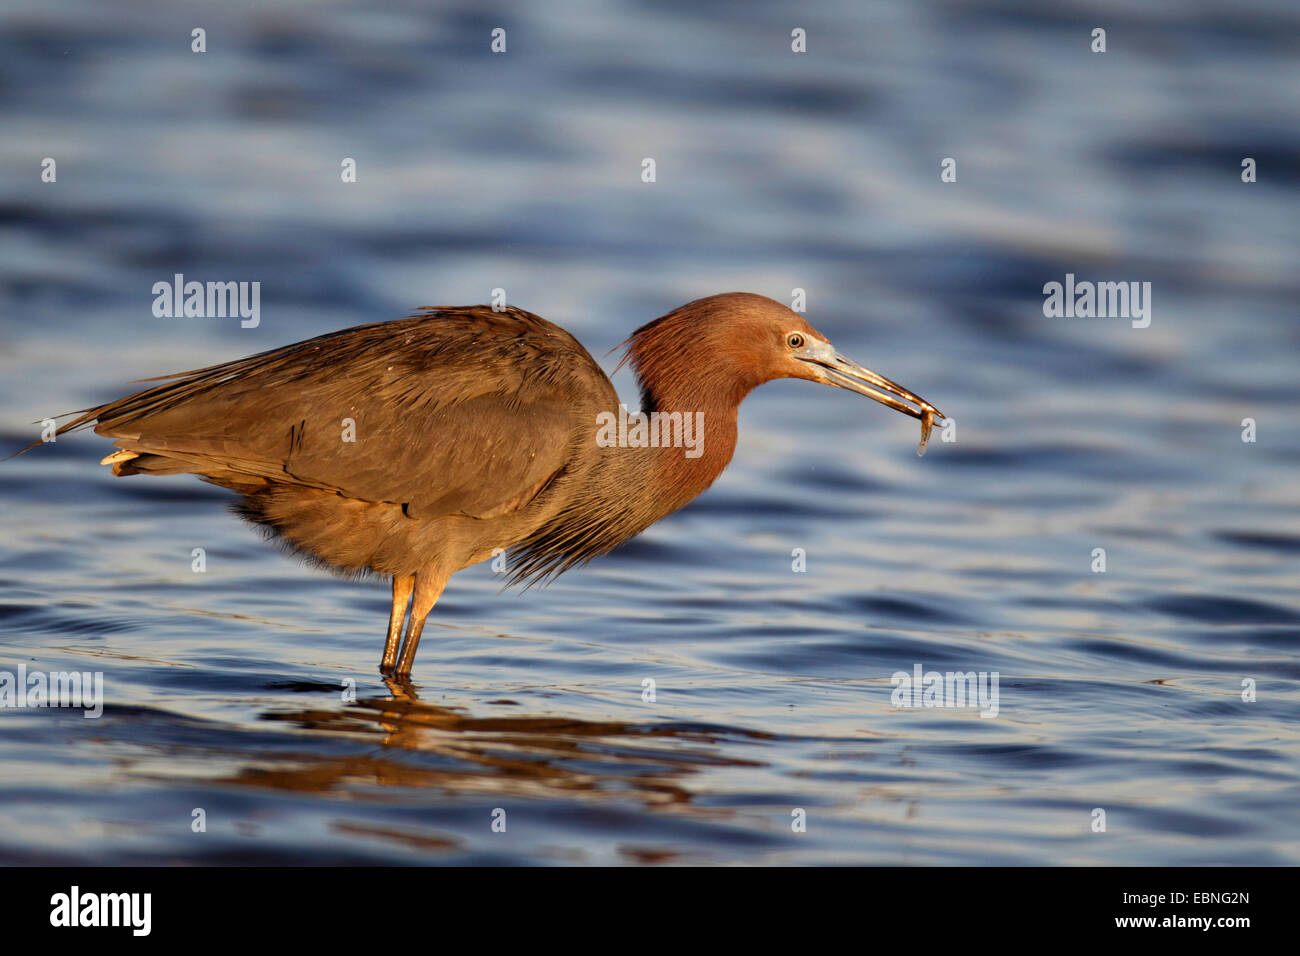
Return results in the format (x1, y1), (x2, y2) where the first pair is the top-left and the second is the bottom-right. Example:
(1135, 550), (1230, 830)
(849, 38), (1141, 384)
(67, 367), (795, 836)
(1, 0), (1298, 864)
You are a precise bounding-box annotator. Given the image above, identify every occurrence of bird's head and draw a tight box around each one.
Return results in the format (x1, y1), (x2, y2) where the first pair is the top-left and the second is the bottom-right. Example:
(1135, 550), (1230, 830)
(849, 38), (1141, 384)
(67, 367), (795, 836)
(623, 292), (944, 428)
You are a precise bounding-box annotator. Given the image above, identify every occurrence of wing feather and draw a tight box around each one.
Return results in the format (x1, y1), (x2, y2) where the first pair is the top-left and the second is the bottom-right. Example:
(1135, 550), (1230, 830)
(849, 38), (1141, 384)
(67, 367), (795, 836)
(70, 307), (601, 518)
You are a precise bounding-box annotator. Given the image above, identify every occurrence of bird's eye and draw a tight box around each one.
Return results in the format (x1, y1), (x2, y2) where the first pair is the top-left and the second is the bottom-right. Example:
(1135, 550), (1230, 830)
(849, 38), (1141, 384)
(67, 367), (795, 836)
(785, 332), (805, 350)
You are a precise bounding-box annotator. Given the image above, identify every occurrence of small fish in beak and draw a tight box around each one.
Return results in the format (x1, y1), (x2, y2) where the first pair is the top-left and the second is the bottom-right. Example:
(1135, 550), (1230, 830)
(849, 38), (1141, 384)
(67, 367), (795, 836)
(918, 410), (935, 457)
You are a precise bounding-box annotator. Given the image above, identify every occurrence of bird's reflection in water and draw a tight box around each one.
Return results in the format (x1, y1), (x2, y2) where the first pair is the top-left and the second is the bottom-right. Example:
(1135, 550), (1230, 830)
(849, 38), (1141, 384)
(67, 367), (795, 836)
(237, 678), (769, 813)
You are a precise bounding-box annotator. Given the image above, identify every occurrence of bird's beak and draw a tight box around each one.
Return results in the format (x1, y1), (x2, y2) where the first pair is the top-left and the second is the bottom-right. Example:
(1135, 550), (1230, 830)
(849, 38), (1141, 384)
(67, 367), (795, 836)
(795, 339), (944, 422)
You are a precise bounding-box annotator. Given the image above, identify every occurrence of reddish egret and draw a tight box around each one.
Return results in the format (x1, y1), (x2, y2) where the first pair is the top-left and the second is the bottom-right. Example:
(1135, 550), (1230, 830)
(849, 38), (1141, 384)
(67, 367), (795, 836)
(46, 293), (943, 676)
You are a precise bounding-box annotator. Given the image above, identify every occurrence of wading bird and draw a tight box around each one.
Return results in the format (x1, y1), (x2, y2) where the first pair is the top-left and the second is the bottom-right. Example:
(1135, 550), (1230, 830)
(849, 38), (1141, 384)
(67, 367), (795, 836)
(45, 293), (943, 677)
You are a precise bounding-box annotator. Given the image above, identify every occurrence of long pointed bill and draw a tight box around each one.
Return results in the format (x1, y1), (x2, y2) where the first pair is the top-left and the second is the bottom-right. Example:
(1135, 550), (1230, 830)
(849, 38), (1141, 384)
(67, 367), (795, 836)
(795, 339), (946, 454)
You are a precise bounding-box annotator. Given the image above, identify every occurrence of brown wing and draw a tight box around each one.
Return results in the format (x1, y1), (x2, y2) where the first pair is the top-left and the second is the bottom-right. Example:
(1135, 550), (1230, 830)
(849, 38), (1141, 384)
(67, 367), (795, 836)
(70, 307), (608, 518)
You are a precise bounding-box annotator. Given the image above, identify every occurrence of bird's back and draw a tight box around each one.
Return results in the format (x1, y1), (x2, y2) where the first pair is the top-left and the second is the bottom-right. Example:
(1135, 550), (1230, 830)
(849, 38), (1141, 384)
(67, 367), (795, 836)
(65, 305), (616, 533)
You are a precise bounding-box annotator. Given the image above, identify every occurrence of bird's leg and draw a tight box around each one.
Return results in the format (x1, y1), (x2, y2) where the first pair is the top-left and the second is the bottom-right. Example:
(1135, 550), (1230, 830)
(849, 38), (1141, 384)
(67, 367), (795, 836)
(380, 574), (415, 674)
(393, 570), (448, 678)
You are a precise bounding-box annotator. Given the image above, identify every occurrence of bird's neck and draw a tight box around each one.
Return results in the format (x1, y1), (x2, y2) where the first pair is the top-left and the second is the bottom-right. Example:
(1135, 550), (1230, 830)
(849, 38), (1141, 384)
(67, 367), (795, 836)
(507, 332), (762, 583)
(610, 372), (745, 514)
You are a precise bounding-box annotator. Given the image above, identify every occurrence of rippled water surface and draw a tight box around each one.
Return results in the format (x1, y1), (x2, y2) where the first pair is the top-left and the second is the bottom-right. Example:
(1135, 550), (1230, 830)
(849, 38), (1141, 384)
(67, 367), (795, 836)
(1, 0), (1298, 865)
